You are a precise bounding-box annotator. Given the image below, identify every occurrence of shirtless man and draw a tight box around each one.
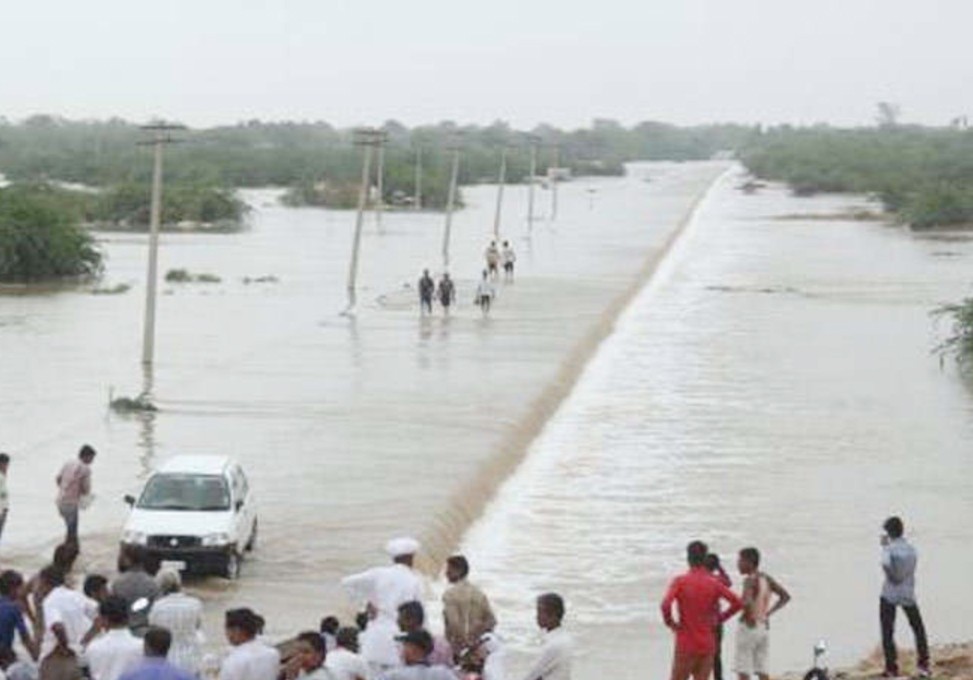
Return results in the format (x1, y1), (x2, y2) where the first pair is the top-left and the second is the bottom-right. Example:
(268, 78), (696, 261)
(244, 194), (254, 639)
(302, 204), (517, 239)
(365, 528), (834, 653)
(734, 547), (791, 680)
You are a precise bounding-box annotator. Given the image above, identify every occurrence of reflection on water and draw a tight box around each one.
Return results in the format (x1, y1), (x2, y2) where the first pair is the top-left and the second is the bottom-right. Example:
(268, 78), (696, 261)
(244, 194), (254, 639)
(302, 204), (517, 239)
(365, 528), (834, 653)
(459, 171), (973, 680)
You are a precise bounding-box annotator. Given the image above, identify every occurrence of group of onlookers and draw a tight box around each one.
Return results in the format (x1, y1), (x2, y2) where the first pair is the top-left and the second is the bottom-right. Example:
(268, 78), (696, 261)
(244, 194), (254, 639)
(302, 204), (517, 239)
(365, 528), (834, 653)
(660, 516), (929, 680)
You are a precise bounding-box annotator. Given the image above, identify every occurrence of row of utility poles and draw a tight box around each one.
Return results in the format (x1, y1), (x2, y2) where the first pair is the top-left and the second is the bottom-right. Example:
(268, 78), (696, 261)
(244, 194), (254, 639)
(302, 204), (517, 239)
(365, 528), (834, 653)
(134, 125), (564, 363)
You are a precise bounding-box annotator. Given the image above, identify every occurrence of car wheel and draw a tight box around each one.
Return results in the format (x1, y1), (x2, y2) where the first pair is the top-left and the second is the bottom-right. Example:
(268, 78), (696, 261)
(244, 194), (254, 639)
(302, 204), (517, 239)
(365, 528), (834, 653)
(245, 519), (258, 552)
(223, 551), (242, 580)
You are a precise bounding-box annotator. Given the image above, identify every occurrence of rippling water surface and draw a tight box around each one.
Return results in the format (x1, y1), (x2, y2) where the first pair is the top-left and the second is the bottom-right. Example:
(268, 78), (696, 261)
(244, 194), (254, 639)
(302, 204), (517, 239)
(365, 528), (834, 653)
(461, 170), (973, 679)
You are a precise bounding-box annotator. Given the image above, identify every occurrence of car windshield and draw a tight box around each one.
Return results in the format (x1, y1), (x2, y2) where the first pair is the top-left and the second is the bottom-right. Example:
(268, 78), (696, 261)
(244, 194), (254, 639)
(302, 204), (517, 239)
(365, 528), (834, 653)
(137, 473), (230, 511)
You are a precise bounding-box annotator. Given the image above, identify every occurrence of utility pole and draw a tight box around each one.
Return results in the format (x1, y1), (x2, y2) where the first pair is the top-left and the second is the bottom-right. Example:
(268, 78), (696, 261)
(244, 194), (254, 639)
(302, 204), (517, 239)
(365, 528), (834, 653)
(492, 147), (508, 240)
(346, 128), (383, 314)
(526, 135), (539, 233)
(442, 142), (461, 270)
(138, 123), (184, 367)
(375, 139), (386, 229)
(414, 145), (423, 211)
(550, 145), (560, 222)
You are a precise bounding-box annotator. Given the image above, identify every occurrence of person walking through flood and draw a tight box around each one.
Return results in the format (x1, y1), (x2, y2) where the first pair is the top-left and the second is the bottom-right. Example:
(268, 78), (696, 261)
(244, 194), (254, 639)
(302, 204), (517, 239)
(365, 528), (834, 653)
(341, 538), (424, 676)
(55, 445), (96, 546)
(437, 274), (455, 316)
(0, 453), (11, 547)
(484, 243), (500, 280)
(501, 241), (516, 281)
(475, 272), (495, 317)
(519, 593), (571, 680)
(661, 541), (742, 680)
(879, 516), (930, 678)
(418, 271), (435, 316)
(442, 555), (496, 661)
(733, 547), (790, 680)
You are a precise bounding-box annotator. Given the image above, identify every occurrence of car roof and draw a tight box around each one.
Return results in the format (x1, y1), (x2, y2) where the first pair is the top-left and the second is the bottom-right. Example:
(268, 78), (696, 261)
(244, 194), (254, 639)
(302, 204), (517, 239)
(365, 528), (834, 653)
(155, 455), (236, 476)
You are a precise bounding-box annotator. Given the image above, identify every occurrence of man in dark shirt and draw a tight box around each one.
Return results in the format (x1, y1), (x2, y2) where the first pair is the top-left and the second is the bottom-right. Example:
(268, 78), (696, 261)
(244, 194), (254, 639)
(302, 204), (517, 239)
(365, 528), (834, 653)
(661, 541), (742, 680)
(418, 270), (435, 316)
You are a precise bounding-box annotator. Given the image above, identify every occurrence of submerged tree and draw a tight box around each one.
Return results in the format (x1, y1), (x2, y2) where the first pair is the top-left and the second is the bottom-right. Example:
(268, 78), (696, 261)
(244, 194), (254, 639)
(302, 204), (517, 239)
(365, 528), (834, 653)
(0, 184), (102, 282)
(933, 298), (973, 365)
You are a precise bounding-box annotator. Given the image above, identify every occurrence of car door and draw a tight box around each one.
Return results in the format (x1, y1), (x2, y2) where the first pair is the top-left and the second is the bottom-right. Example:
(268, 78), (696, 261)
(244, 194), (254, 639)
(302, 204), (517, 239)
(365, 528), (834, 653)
(229, 465), (255, 547)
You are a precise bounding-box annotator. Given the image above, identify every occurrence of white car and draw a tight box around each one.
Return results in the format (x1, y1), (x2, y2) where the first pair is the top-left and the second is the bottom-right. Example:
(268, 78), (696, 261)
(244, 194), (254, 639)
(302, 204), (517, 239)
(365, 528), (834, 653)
(121, 455), (258, 579)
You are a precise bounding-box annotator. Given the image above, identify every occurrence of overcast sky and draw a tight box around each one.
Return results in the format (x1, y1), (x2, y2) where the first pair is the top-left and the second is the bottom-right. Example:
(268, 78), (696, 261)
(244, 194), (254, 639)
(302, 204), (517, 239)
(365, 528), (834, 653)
(2, 0), (970, 129)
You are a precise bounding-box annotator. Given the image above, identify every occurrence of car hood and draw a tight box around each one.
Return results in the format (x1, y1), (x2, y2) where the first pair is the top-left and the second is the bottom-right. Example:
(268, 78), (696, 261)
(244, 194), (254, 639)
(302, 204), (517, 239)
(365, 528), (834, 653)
(123, 508), (235, 536)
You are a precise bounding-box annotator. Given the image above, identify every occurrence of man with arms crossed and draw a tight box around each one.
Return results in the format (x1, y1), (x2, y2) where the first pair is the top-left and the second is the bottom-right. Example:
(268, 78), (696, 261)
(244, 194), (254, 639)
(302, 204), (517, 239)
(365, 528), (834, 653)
(734, 547), (791, 680)
(661, 541), (743, 680)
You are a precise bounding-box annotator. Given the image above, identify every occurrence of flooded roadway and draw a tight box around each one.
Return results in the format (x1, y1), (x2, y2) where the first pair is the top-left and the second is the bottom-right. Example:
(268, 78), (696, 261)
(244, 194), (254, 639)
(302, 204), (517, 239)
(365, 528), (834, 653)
(0, 162), (726, 652)
(2, 162), (971, 676)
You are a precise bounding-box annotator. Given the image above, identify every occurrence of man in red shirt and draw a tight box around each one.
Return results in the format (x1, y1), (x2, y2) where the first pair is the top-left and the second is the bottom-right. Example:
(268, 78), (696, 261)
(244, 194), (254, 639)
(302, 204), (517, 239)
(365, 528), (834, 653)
(661, 541), (743, 680)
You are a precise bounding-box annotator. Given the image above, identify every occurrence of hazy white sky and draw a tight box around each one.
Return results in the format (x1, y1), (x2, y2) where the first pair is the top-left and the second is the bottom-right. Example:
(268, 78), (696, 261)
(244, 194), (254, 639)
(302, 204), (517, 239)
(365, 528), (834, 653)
(2, 0), (971, 128)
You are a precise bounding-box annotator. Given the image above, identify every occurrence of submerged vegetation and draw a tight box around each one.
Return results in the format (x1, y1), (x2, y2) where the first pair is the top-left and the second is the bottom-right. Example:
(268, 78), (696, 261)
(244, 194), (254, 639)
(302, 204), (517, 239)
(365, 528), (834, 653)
(934, 298), (973, 364)
(0, 184), (102, 282)
(741, 124), (973, 229)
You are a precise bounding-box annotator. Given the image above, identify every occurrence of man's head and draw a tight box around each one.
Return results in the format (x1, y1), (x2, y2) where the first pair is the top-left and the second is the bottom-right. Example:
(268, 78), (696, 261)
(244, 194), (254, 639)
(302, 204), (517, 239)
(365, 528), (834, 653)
(446, 555), (469, 584)
(704, 553), (721, 573)
(79, 444), (96, 463)
(320, 616), (339, 636)
(38, 565), (66, 599)
(100, 595), (130, 629)
(144, 627), (172, 659)
(423, 269), (430, 277)
(53, 541), (80, 572)
(386, 537), (420, 567)
(397, 601), (425, 633)
(225, 608), (263, 646)
(0, 571), (23, 599)
(119, 544), (148, 573)
(738, 547), (760, 575)
(295, 631), (327, 672)
(156, 568), (182, 596)
(535, 593), (565, 631)
(0, 453), (9, 474)
(336, 627), (359, 653)
(397, 630), (433, 666)
(83, 574), (110, 602)
(884, 516), (904, 539)
(686, 540), (708, 568)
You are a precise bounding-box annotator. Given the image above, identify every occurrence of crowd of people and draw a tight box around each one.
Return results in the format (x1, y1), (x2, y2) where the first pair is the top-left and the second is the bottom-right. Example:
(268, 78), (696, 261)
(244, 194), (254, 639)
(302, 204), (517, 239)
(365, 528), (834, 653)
(0, 441), (934, 680)
(416, 241), (516, 318)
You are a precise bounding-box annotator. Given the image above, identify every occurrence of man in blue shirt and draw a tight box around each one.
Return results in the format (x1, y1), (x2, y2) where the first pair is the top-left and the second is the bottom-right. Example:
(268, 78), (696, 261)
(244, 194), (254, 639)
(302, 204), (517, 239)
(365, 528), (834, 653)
(0, 570), (37, 661)
(880, 516), (930, 678)
(118, 627), (194, 680)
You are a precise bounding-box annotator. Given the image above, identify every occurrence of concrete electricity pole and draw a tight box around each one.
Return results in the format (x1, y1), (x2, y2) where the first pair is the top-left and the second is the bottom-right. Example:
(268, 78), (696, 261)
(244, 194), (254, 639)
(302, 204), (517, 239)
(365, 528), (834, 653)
(375, 139), (386, 229)
(492, 147), (508, 240)
(526, 135), (539, 233)
(414, 145), (423, 211)
(139, 123), (184, 367)
(442, 142), (461, 270)
(549, 145), (560, 222)
(346, 128), (384, 314)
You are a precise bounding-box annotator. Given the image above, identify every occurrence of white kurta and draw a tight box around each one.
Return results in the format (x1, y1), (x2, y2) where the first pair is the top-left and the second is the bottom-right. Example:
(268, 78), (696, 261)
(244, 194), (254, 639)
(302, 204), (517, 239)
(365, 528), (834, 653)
(341, 564), (424, 670)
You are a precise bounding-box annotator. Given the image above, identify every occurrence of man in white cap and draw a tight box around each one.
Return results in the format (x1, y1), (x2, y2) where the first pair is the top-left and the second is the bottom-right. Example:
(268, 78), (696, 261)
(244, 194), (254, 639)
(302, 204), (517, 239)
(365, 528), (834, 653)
(341, 538), (425, 676)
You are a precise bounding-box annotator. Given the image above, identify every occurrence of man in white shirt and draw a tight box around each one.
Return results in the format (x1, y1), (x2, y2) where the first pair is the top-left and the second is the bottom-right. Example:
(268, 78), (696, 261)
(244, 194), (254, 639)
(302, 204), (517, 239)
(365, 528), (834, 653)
(378, 631), (455, 680)
(284, 632), (335, 680)
(341, 537), (425, 676)
(37, 564), (98, 679)
(0, 453), (10, 546)
(326, 628), (369, 680)
(520, 593), (571, 680)
(220, 608), (280, 680)
(86, 596), (144, 680)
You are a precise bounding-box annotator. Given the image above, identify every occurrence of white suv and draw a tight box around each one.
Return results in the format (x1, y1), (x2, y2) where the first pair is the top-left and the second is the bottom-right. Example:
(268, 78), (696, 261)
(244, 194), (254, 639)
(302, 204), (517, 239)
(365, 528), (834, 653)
(121, 456), (258, 579)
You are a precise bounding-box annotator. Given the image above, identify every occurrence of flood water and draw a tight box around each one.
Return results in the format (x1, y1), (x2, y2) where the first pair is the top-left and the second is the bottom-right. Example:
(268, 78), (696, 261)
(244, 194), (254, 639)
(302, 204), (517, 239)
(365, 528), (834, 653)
(2, 162), (971, 676)
(460, 169), (973, 679)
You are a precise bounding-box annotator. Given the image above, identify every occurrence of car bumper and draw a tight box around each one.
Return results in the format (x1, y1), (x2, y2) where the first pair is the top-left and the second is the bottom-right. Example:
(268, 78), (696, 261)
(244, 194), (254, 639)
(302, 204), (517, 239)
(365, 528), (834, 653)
(122, 542), (237, 574)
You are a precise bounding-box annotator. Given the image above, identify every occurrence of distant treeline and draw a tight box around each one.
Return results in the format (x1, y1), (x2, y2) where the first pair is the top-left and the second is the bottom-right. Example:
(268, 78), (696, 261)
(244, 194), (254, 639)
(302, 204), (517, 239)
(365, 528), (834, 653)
(0, 116), (756, 209)
(741, 126), (973, 229)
